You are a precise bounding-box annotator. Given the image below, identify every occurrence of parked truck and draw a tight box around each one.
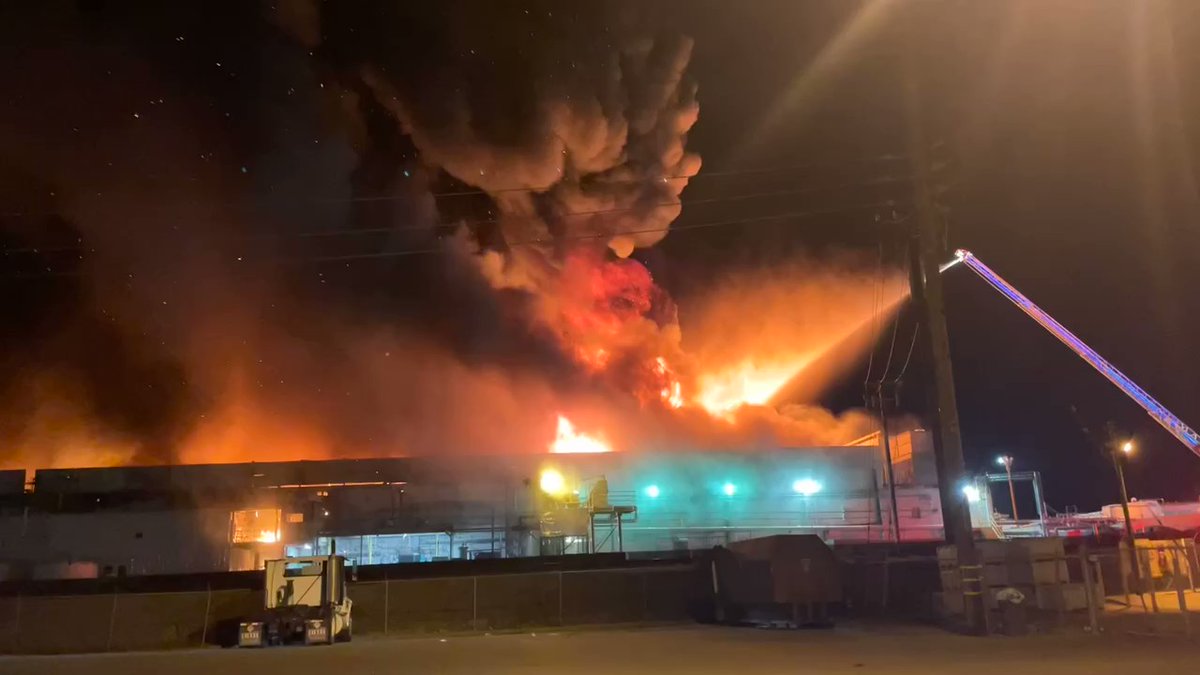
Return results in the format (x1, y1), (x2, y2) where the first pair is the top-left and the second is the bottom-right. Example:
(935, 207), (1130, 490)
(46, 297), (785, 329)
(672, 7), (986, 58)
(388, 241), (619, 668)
(238, 554), (352, 647)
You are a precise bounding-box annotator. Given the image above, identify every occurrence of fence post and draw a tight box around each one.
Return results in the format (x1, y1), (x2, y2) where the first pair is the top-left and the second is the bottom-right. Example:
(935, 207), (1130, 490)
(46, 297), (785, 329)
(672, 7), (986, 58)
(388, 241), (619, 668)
(1053, 548), (1065, 626)
(881, 553), (890, 611)
(1185, 535), (1195, 588)
(106, 588), (118, 652)
(200, 583), (212, 647)
(641, 571), (649, 621)
(1120, 545), (1131, 607)
(1173, 548), (1191, 637)
(1080, 542), (1099, 634)
(13, 593), (20, 651)
(1142, 550), (1160, 616)
(1131, 547), (1148, 612)
(557, 571), (564, 626)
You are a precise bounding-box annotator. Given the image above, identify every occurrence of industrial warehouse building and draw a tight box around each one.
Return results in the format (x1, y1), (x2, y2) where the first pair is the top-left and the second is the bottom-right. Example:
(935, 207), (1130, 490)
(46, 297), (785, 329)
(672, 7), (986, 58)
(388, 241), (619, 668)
(0, 431), (943, 579)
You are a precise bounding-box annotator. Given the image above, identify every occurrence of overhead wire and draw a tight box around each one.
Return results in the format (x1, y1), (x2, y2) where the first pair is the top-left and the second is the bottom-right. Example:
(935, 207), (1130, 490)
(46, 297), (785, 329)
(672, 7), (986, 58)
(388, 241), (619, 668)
(1, 173), (912, 255)
(1, 156), (915, 280)
(1, 198), (912, 277)
(875, 240), (904, 382)
(0, 152), (910, 220)
(862, 203), (917, 393)
(291, 174), (910, 238)
(888, 323), (920, 385)
(286, 199), (910, 264)
(863, 238), (885, 388)
(878, 293), (903, 381)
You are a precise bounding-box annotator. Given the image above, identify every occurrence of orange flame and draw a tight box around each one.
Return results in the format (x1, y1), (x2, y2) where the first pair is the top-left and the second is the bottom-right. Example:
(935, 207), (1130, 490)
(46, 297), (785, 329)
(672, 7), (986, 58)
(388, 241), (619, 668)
(695, 357), (814, 415)
(654, 357), (685, 409)
(549, 415), (612, 454)
(577, 346), (611, 373)
(685, 263), (909, 416)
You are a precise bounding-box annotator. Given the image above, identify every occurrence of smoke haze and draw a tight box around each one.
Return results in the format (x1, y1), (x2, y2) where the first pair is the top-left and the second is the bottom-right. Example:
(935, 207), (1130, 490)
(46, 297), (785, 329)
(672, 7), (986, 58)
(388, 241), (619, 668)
(0, 1), (893, 469)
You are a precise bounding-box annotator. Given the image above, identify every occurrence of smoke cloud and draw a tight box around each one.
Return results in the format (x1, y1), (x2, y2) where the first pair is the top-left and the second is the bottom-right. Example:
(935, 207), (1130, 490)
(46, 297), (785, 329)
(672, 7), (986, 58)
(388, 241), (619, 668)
(0, 2), (887, 470)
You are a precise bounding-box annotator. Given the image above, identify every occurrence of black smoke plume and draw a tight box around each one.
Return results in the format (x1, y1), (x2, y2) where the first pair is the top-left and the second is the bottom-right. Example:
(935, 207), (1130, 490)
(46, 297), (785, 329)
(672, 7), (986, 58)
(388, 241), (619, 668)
(0, 1), (705, 468)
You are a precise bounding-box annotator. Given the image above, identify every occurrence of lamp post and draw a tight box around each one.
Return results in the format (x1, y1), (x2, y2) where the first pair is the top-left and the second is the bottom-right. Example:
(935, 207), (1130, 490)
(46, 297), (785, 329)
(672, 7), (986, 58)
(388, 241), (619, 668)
(996, 455), (1018, 521)
(1110, 438), (1144, 596)
(1113, 441), (1136, 547)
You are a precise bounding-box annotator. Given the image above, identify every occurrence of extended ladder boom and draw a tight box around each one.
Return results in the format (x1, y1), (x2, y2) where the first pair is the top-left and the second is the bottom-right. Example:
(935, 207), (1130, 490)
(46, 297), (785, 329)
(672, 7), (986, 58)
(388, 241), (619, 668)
(950, 249), (1200, 457)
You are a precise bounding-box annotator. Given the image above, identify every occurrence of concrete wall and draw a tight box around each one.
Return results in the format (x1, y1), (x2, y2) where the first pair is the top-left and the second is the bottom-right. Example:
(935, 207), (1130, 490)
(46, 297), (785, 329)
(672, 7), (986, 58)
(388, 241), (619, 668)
(0, 565), (696, 655)
(0, 508), (231, 577)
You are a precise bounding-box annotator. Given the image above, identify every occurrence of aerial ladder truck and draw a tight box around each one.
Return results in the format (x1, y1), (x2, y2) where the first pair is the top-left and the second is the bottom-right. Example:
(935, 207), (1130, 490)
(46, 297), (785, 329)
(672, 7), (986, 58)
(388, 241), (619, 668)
(945, 249), (1200, 457)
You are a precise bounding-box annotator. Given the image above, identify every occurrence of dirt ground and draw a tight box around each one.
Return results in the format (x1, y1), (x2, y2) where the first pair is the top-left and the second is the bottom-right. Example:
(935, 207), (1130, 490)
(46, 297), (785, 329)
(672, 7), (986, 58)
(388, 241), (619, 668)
(3, 623), (1200, 675)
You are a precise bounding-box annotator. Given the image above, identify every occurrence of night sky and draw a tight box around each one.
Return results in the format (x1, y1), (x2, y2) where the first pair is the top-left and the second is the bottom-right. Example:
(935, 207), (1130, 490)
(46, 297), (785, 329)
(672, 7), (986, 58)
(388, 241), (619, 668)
(1, 1), (1198, 510)
(664, 0), (1200, 510)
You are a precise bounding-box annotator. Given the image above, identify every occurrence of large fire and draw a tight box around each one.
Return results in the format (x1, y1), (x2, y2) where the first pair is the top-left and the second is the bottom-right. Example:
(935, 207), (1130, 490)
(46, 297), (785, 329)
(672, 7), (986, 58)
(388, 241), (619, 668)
(550, 415), (612, 454)
(0, 262), (905, 469)
(536, 260), (907, 455)
(694, 358), (814, 415)
(0, 14), (913, 472)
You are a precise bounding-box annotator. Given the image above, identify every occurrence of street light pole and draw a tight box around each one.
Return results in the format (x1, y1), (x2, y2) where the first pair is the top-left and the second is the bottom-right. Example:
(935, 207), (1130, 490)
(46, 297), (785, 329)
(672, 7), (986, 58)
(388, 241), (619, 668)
(1113, 440), (1141, 592)
(1113, 441), (1136, 548)
(997, 455), (1018, 521)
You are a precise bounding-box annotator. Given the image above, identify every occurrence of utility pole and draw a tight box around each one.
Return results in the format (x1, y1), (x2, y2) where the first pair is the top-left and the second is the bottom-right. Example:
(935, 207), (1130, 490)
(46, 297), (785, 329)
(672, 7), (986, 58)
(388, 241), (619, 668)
(1109, 434), (1141, 594)
(906, 148), (984, 632)
(867, 381), (902, 543)
(901, 54), (984, 630)
(1074, 412), (1143, 595)
(1112, 449), (1135, 542)
(997, 455), (1018, 521)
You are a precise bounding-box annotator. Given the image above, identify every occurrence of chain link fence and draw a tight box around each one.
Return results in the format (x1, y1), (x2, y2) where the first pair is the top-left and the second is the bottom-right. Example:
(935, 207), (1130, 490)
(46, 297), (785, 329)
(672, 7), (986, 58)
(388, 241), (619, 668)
(0, 565), (696, 655)
(1082, 539), (1199, 637)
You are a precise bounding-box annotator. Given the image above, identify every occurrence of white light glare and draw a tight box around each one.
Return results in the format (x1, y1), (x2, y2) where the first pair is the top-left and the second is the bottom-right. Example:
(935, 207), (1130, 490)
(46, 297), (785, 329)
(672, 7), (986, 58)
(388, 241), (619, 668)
(539, 468), (566, 496)
(792, 478), (822, 497)
(939, 250), (968, 273)
(962, 484), (981, 503)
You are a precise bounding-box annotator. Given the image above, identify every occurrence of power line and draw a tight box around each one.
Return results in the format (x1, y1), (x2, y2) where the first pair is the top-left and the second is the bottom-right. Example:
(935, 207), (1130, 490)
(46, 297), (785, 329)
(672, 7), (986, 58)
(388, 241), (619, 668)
(286, 153), (911, 204)
(864, 240), (885, 387)
(298, 174), (909, 236)
(1, 174), (912, 255)
(3, 199), (910, 277)
(286, 199), (909, 263)
(875, 246), (907, 383)
(863, 206), (916, 390)
(878, 304), (903, 382)
(888, 323), (920, 385)
(0, 152), (909, 220)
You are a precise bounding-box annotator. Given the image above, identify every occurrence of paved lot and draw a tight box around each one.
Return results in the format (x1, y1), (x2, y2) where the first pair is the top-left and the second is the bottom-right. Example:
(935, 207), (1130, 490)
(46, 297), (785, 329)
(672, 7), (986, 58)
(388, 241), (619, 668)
(3, 624), (1199, 674)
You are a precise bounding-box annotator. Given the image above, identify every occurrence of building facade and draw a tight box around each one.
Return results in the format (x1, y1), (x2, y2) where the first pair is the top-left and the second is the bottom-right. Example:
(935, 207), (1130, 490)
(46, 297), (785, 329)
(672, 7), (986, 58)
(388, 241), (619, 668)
(0, 431), (942, 579)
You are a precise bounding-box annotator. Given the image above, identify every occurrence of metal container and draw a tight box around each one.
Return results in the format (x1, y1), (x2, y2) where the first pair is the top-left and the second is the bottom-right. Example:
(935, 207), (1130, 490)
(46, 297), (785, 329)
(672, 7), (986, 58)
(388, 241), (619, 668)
(709, 535), (840, 626)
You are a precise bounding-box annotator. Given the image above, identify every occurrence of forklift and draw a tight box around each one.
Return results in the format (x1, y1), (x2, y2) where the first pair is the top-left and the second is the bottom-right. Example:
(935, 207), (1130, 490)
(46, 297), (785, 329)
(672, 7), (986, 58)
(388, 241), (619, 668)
(238, 554), (353, 647)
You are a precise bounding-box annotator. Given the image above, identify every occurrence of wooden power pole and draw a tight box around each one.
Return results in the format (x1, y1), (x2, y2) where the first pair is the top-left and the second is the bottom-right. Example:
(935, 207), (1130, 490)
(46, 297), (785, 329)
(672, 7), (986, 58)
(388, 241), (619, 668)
(899, 5), (985, 631)
(907, 145), (986, 633)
